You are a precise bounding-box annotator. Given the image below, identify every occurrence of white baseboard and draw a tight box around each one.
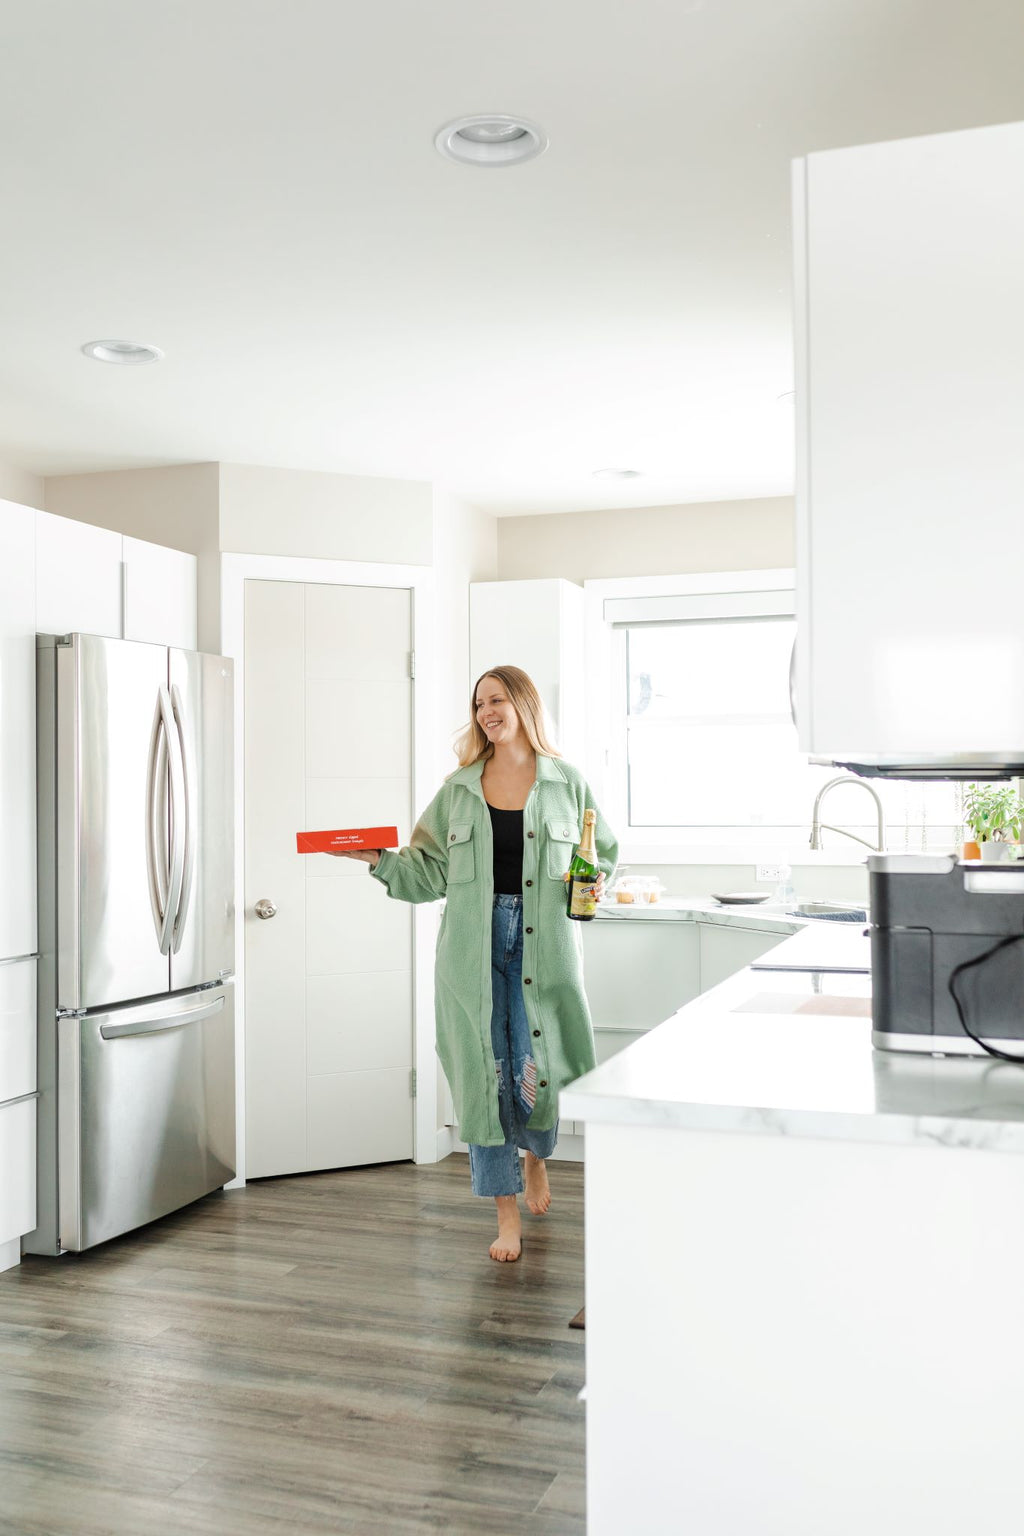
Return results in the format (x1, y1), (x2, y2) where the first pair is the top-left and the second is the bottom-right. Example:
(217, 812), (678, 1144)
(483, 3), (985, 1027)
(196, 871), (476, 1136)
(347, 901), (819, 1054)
(448, 1130), (584, 1164)
(2, 1237), (21, 1272)
(433, 1126), (455, 1162)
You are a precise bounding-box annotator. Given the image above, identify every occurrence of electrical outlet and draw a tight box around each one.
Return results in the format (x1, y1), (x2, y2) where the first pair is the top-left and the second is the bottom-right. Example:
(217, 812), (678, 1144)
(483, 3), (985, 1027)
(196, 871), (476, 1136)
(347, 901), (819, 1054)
(756, 863), (783, 883)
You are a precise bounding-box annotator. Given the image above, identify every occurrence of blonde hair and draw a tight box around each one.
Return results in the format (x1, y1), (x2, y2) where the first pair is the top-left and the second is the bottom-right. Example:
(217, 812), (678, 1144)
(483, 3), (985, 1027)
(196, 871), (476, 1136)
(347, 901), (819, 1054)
(454, 665), (561, 767)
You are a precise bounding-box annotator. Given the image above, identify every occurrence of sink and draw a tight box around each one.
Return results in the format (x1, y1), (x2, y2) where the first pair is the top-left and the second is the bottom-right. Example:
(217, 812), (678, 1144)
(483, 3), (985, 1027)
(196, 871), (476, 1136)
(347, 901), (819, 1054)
(788, 902), (868, 922)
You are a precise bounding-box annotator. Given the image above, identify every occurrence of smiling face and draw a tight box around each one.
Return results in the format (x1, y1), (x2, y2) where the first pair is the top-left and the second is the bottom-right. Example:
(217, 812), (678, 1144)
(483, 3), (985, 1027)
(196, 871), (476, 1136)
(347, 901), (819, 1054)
(474, 675), (522, 748)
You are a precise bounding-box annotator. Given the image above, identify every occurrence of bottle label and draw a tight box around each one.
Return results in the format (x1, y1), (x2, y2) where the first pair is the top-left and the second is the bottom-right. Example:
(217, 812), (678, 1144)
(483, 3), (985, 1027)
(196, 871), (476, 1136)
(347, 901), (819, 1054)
(569, 878), (598, 917)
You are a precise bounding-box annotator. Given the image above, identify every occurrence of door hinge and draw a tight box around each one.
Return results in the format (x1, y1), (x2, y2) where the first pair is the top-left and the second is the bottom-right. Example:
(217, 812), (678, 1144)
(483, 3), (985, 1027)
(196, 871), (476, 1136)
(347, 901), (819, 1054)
(408, 650), (416, 680)
(410, 1068), (417, 1098)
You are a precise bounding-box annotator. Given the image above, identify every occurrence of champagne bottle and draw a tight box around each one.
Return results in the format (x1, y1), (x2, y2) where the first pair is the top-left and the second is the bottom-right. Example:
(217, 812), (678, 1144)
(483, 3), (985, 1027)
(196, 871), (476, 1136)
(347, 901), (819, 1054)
(566, 809), (600, 921)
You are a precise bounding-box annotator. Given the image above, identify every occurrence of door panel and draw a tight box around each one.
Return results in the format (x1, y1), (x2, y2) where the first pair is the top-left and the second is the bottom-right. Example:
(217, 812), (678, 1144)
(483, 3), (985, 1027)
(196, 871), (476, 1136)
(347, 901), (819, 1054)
(306, 972), (412, 1075)
(243, 582), (307, 1179)
(168, 647), (234, 990)
(307, 1066), (413, 1169)
(305, 678), (412, 779)
(59, 635), (170, 1010)
(244, 580), (414, 1178)
(304, 776), (411, 875)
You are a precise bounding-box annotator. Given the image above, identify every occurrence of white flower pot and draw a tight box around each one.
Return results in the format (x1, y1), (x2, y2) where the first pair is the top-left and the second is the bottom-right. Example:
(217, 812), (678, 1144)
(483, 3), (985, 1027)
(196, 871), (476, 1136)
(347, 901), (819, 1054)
(979, 840), (1009, 863)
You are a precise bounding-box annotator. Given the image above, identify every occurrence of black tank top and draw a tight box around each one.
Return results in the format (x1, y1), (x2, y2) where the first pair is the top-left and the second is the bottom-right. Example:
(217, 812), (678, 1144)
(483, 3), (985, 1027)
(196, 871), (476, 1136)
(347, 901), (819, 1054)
(487, 804), (524, 895)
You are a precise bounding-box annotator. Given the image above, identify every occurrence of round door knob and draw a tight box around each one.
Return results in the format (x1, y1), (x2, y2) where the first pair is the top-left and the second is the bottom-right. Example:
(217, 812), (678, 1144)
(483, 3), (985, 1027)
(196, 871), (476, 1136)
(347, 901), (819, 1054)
(254, 898), (277, 920)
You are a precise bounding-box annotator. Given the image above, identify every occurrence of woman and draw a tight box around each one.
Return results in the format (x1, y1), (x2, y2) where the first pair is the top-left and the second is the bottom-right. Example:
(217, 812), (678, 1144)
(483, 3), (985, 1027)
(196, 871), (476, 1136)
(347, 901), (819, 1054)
(333, 665), (617, 1263)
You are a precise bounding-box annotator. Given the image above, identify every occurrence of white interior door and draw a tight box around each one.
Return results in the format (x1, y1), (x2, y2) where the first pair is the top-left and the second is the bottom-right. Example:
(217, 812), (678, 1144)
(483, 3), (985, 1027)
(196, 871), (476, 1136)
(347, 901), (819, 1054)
(244, 579), (414, 1179)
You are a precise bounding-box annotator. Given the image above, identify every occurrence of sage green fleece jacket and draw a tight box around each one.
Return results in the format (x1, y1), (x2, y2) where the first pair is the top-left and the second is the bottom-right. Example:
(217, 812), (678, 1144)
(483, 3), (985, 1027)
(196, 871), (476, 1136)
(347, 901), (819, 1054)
(370, 754), (618, 1146)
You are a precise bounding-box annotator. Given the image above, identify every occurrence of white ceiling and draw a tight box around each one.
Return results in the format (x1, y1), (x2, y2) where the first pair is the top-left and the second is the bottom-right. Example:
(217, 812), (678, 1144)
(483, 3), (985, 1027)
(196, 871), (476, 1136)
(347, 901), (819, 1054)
(1, 1), (1021, 514)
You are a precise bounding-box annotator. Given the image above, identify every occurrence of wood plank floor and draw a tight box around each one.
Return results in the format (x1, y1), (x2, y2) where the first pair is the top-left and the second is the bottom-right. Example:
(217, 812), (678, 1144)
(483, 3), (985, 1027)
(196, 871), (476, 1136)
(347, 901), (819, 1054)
(0, 1155), (587, 1535)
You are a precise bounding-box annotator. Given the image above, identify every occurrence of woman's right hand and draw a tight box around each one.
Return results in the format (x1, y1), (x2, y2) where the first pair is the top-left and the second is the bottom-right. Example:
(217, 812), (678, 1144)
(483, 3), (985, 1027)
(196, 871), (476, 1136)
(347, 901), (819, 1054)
(326, 849), (381, 868)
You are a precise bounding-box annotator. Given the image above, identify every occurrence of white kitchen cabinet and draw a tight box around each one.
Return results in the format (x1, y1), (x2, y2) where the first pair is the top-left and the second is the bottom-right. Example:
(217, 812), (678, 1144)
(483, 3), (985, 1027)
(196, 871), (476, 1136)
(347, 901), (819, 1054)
(470, 579), (585, 765)
(35, 510), (123, 637)
(0, 502), (36, 961)
(793, 120), (1024, 766)
(0, 960), (36, 1104)
(0, 959), (37, 1273)
(583, 919), (700, 1032)
(36, 514), (199, 647)
(123, 535), (197, 649)
(698, 923), (786, 993)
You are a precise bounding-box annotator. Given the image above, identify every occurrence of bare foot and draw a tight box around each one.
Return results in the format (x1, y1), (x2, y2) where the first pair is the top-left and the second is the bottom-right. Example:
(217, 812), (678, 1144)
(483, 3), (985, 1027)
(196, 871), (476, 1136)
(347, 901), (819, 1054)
(490, 1195), (522, 1262)
(524, 1151), (551, 1215)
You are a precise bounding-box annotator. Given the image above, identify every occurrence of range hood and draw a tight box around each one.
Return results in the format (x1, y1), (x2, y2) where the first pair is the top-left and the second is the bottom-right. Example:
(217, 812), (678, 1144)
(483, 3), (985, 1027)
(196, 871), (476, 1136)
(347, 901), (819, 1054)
(823, 756), (1024, 783)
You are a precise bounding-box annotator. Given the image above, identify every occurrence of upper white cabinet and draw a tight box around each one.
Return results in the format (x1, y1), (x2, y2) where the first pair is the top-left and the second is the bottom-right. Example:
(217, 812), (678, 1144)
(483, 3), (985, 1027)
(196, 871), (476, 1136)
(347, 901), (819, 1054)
(35, 511), (123, 639)
(793, 120), (1024, 767)
(0, 503), (37, 960)
(35, 513), (197, 647)
(470, 578), (585, 766)
(123, 535), (197, 649)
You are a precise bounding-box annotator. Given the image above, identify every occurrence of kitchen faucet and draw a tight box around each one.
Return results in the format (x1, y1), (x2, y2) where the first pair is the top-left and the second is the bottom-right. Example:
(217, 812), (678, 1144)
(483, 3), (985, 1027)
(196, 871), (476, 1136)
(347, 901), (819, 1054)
(810, 775), (886, 852)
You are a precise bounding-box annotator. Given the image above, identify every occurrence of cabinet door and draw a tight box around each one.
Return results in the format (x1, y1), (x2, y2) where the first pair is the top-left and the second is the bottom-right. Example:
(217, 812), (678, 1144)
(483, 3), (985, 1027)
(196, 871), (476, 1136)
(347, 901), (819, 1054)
(0, 502), (36, 959)
(794, 121), (1024, 762)
(698, 924), (785, 994)
(0, 1099), (35, 1250)
(123, 536), (197, 649)
(0, 958), (35, 1104)
(35, 511), (122, 638)
(583, 920), (700, 1030)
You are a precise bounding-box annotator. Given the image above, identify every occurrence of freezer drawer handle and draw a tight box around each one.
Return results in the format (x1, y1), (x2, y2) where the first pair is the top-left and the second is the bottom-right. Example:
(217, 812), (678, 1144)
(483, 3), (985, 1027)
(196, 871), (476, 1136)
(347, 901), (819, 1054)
(98, 991), (226, 1040)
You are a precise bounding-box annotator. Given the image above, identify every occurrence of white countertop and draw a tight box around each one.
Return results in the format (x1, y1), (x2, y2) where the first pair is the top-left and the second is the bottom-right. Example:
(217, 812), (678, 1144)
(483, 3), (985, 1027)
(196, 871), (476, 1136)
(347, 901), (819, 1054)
(594, 895), (806, 936)
(563, 925), (1024, 1154)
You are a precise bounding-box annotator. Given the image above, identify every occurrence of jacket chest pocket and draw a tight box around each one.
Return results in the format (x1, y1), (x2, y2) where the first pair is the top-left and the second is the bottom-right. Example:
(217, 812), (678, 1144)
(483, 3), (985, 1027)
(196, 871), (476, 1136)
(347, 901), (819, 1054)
(446, 821), (475, 884)
(545, 817), (579, 880)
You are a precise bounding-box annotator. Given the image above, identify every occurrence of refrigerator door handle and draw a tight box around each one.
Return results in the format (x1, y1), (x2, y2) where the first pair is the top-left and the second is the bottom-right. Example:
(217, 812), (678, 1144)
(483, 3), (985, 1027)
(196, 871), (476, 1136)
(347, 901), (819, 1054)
(169, 683), (195, 954)
(160, 685), (186, 955)
(98, 989), (226, 1040)
(146, 689), (171, 947)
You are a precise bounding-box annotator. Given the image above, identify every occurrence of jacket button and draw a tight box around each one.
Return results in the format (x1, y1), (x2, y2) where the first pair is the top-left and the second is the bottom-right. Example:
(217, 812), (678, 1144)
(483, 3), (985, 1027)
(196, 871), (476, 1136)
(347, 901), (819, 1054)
(524, 977), (532, 985)
(450, 833), (456, 841)
(539, 1079), (548, 1088)
(525, 879), (533, 887)
(525, 926), (533, 934)
(527, 830), (535, 838)
(532, 1029), (541, 1038)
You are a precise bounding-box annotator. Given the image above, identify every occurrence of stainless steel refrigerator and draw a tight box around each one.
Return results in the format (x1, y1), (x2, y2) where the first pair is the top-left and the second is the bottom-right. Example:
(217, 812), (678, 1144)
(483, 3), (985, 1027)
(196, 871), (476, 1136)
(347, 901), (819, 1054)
(25, 633), (236, 1255)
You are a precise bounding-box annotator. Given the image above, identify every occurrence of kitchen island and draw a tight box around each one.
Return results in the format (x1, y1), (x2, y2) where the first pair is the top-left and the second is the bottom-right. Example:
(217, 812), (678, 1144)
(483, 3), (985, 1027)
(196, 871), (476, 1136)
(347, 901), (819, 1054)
(562, 925), (1024, 1536)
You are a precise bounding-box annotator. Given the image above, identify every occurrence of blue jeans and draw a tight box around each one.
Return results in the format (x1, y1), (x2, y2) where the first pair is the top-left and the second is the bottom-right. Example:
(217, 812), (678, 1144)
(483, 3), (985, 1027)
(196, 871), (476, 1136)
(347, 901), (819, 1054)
(468, 894), (559, 1197)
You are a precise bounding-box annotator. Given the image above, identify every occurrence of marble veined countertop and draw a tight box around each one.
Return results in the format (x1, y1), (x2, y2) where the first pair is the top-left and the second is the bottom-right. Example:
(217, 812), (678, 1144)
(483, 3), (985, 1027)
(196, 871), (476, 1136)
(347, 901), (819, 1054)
(595, 896), (806, 936)
(563, 925), (1024, 1154)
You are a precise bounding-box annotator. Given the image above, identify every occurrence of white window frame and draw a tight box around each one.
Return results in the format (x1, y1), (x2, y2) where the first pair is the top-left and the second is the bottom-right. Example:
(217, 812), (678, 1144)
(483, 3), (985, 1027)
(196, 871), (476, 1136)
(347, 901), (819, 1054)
(585, 569), (875, 866)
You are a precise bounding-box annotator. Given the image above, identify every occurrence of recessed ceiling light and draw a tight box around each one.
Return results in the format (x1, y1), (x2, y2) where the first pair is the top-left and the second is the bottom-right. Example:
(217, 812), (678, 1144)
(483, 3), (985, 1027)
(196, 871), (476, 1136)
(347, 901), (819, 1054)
(434, 114), (548, 168)
(592, 467), (643, 480)
(81, 339), (163, 365)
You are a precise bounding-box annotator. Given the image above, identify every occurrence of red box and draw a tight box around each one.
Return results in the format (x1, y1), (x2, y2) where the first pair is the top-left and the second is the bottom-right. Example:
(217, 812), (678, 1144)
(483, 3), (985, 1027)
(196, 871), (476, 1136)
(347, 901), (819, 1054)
(295, 826), (399, 855)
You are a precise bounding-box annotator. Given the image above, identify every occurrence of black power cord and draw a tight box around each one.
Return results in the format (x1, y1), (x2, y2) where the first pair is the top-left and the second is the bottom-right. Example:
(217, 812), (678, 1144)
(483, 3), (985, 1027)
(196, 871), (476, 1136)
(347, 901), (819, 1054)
(947, 932), (1024, 1063)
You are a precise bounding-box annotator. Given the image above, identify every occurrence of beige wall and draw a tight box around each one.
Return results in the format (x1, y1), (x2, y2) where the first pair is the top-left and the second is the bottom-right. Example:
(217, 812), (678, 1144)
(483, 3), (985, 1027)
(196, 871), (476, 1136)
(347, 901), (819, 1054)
(496, 497), (794, 582)
(218, 464), (432, 565)
(44, 463), (220, 554)
(0, 459), (44, 509)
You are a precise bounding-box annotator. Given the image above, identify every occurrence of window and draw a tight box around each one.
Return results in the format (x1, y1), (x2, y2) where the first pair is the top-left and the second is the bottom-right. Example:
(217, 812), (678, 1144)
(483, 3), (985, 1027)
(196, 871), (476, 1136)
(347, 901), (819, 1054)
(599, 575), (962, 853)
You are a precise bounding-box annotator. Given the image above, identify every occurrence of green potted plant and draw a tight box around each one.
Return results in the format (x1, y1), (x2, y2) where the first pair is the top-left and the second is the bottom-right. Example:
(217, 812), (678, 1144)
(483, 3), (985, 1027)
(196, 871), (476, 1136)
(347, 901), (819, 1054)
(961, 782), (1024, 862)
